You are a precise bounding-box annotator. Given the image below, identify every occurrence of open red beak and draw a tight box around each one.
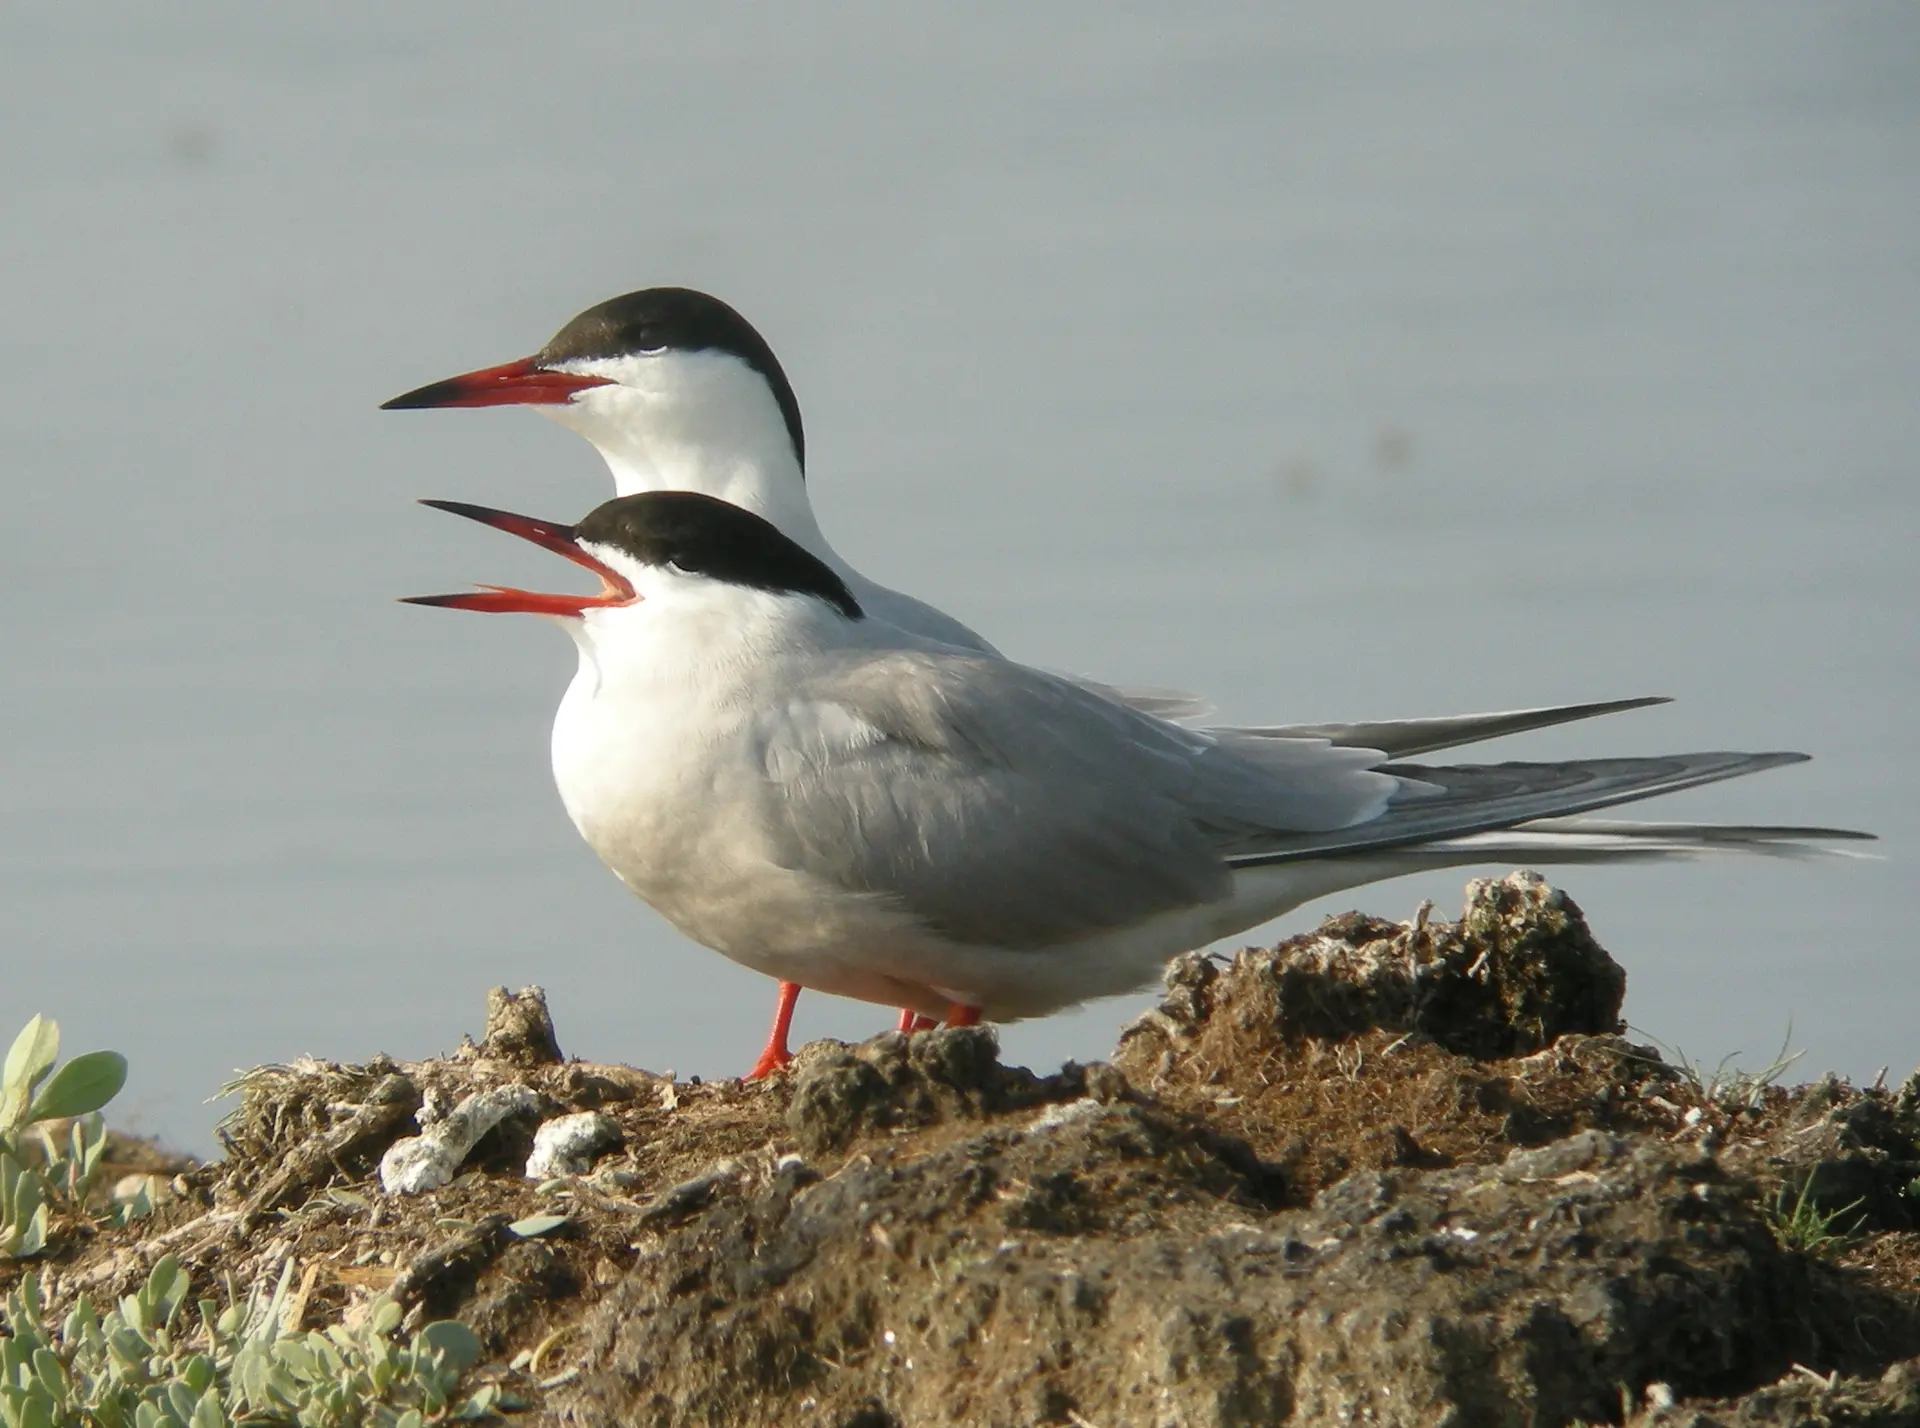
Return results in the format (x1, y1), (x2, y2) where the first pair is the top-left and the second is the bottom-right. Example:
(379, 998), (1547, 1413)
(380, 357), (614, 410)
(403, 499), (637, 617)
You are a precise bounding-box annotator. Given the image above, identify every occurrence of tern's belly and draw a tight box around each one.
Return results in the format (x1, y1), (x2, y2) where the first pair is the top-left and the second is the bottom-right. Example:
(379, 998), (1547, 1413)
(549, 683), (719, 913)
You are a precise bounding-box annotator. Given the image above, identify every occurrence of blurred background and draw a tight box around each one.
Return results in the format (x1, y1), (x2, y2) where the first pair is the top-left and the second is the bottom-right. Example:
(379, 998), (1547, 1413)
(2, 4), (1912, 1153)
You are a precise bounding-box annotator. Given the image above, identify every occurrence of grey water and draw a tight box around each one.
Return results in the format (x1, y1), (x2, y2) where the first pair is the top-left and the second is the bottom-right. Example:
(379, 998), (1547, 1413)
(2, 5), (1913, 1152)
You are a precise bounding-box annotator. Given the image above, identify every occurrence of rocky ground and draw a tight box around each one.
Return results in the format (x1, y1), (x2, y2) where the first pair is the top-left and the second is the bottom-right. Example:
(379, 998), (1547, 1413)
(12, 872), (1920, 1427)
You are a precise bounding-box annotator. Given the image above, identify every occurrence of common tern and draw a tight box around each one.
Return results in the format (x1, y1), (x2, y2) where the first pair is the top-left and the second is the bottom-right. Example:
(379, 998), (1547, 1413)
(382, 286), (1712, 1043)
(406, 490), (1869, 1079)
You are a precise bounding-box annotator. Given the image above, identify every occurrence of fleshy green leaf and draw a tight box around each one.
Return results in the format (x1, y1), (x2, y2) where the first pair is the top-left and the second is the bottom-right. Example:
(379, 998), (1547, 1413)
(27, 1051), (128, 1124)
(164, 1381), (199, 1424)
(274, 1340), (320, 1381)
(146, 1257), (186, 1321)
(31, 1346), (64, 1399)
(20, 1206), (49, 1256)
(506, 1213), (569, 1239)
(1, 1018), (60, 1132)
(188, 1389), (227, 1428)
(454, 1382), (501, 1418)
(181, 1354), (214, 1395)
(413, 1321), (483, 1373)
(3, 1017), (58, 1093)
(10, 1176), (50, 1258)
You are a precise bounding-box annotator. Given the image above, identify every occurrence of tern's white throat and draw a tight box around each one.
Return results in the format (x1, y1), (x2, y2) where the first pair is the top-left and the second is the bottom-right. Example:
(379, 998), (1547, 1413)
(538, 348), (830, 561)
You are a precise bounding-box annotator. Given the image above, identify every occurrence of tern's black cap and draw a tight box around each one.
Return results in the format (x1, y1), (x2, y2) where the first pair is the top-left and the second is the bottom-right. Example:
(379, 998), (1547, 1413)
(539, 288), (805, 468)
(577, 491), (860, 620)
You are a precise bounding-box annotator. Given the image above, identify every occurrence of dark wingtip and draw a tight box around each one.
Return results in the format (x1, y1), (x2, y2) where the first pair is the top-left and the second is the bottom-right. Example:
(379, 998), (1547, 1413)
(1719, 823), (1878, 841)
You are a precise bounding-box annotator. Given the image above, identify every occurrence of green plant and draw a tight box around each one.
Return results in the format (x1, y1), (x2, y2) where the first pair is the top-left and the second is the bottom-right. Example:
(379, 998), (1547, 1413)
(1627, 1023), (1804, 1113)
(1, 1014), (128, 1258)
(1767, 1176), (1864, 1256)
(0, 1254), (494, 1428)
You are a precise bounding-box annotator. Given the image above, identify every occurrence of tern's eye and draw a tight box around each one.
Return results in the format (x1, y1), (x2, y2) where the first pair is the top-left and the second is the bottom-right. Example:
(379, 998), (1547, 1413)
(632, 327), (668, 355)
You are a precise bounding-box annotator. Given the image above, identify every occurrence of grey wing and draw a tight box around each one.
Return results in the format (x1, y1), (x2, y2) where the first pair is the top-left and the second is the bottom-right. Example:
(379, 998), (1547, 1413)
(1062, 677), (1214, 722)
(1072, 683), (1668, 758)
(855, 580), (1005, 656)
(1219, 696), (1671, 758)
(1509, 817), (1874, 845)
(752, 653), (1397, 950)
(1223, 751), (1811, 866)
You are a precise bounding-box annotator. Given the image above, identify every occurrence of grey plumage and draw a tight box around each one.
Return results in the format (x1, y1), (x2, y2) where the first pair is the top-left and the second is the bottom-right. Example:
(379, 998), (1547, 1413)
(1223, 751), (1815, 866)
(754, 652), (1390, 950)
(417, 487), (1875, 1026)
(744, 651), (1852, 955)
(1236, 695), (1673, 759)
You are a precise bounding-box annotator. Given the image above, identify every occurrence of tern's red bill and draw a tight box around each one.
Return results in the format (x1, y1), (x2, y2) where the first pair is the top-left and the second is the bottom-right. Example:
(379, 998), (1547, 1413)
(380, 358), (614, 410)
(403, 499), (636, 617)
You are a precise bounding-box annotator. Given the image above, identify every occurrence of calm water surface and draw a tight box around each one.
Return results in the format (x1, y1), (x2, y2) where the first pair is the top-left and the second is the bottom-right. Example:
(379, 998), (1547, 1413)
(2, 5), (1914, 1150)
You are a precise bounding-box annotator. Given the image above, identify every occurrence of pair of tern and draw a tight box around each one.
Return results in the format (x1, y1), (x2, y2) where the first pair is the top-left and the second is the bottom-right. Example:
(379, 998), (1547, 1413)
(386, 287), (1867, 1079)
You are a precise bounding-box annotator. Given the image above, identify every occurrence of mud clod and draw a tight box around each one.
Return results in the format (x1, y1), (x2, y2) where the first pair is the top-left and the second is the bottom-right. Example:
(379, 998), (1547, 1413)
(1123, 872), (1624, 1066)
(481, 984), (565, 1067)
(785, 1025), (1104, 1156)
(14, 876), (1920, 1427)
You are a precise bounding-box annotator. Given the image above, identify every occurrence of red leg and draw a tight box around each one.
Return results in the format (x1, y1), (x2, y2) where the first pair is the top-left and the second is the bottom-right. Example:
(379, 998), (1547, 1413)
(943, 1003), (983, 1029)
(897, 1010), (937, 1034)
(746, 981), (802, 1080)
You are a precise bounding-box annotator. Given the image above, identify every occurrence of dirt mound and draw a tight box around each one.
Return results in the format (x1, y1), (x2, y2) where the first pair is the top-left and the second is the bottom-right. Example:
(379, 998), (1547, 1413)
(564, 1115), (1848, 1426)
(1125, 871), (1627, 1063)
(8, 873), (1920, 1426)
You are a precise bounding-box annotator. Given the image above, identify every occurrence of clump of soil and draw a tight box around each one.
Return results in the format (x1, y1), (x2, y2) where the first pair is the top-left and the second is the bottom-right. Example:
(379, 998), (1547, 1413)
(1114, 873), (1662, 1197)
(8, 872), (1920, 1427)
(1134, 871), (1627, 1062)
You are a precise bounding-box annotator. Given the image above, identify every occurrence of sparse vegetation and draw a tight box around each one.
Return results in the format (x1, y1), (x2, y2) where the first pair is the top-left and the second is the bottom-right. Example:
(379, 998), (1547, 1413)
(1767, 1174), (1865, 1256)
(0, 1255), (491, 1428)
(1626, 1023), (1806, 1113)
(1, 1018), (494, 1426)
(1, 1014), (128, 1258)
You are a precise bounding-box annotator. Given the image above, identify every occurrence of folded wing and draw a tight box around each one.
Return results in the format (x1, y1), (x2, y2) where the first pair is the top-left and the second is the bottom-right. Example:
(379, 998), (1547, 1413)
(750, 652), (1394, 949)
(749, 653), (1842, 950)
